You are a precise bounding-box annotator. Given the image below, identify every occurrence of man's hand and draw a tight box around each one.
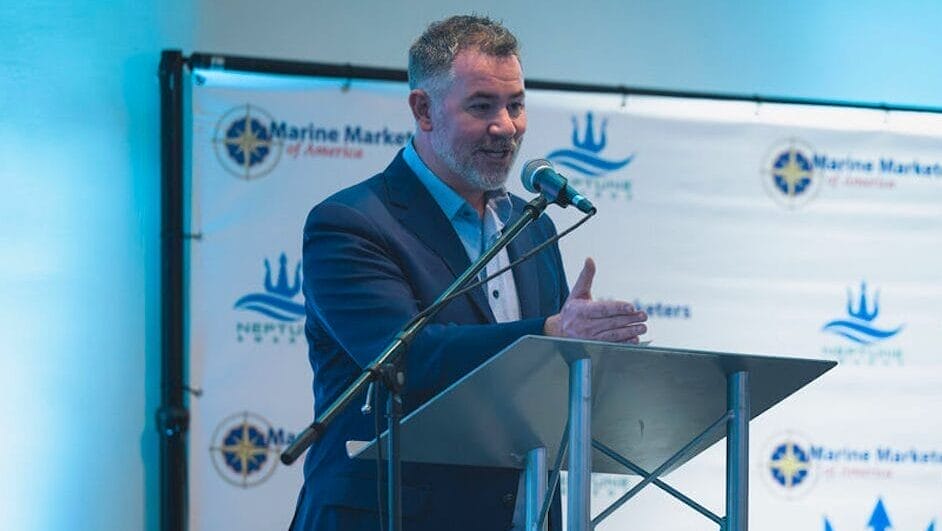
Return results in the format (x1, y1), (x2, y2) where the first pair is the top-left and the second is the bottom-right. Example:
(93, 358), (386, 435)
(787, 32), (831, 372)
(543, 258), (648, 343)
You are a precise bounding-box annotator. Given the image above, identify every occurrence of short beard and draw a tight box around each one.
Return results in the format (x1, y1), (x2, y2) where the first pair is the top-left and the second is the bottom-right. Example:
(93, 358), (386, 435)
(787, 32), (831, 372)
(430, 132), (521, 193)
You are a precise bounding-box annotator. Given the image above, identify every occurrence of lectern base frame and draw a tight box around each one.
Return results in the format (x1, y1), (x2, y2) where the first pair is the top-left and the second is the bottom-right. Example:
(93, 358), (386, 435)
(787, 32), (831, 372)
(540, 365), (751, 531)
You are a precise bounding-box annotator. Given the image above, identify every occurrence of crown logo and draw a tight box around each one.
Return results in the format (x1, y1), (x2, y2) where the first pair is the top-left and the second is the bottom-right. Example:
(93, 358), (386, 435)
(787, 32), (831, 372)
(572, 112), (608, 153)
(823, 281), (902, 346)
(264, 253), (301, 298)
(846, 281), (879, 321)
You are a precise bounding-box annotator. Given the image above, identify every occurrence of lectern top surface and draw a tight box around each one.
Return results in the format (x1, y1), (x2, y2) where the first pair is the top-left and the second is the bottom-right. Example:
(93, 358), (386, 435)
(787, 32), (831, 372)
(350, 336), (835, 474)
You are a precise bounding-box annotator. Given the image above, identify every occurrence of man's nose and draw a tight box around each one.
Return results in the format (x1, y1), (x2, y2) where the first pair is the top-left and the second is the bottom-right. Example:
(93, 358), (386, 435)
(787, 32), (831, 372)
(488, 108), (518, 138)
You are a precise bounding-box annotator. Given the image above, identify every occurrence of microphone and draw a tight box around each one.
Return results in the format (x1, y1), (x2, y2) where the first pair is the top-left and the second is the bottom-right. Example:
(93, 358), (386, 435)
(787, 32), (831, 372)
(521, 159), (596, 214)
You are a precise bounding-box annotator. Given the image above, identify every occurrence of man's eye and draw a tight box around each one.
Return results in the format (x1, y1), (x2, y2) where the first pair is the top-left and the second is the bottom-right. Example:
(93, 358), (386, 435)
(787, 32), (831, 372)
(468, 102), (491, 112)
(508, 102), (525, 115)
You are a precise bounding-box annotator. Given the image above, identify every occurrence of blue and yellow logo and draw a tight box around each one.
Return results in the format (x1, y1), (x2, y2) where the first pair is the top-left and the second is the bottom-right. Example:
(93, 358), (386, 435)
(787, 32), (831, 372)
(761, 139), (820, 209)
(761, 434), (818, 498)
(768, 441), (812, 488)
(234, 252), (304, 323)
(822, 281), (904, 345)
(210, 412), (281, 488)
(213, 104), (283, 180)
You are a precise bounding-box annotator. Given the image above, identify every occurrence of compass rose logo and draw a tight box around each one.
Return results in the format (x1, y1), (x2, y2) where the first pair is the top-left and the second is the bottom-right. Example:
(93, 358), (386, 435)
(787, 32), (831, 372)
(769, 441), (812, 488)
(213, 104), (283, 180)
(210, 412), (279, 488)
(761, 433), (818, 499)
(761, 138), (820, 209)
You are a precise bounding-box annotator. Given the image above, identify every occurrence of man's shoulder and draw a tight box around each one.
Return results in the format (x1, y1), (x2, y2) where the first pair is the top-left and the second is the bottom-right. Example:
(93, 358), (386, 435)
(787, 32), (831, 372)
(302, 172), (388, 238)
(318, 171), (386, 209)
(311, 151), (412, 211)
(302, 152), (416, 236)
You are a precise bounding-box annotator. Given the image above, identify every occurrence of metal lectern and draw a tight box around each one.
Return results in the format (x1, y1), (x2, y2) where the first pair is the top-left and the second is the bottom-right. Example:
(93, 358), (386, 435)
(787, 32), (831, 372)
(349, 336), (836, 530)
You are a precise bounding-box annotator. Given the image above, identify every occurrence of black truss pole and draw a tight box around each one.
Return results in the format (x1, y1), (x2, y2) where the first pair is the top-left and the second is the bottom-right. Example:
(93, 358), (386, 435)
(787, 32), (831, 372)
(186, 52), (942, 115)
(158, 49), (188, 531)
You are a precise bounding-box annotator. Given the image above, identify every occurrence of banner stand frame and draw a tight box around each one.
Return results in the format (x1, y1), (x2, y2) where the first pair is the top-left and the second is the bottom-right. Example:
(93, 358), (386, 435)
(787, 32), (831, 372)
(159, 48), (942, 531)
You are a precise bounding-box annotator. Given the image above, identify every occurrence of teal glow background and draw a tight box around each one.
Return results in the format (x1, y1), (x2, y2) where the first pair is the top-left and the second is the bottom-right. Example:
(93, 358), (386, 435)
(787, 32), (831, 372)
(1, 1), (939, 529)
(0, 2), (189, 529)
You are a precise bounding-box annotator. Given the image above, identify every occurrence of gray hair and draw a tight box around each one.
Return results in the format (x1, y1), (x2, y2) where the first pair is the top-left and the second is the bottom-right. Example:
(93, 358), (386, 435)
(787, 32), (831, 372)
(408, 15), (520, 93)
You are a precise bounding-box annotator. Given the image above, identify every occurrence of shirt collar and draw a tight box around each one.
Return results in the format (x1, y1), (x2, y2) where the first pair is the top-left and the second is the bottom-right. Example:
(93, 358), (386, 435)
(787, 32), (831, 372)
(484, 189), (513, 228)
(404, 140), (513, 225)
(404, 140), (467, 222)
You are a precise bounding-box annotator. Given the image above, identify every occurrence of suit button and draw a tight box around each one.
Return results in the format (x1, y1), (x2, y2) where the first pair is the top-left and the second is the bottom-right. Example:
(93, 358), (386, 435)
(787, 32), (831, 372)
(502, 492), (515, 507)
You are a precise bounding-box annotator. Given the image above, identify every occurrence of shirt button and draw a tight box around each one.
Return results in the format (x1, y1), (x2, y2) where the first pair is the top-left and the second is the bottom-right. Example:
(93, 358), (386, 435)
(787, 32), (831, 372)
(502, 492), (515, 507)
(492, 289), (500, 299)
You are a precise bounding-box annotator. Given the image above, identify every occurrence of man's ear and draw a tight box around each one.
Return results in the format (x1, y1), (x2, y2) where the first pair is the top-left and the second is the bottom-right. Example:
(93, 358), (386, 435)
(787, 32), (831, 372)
(409, 89), (434, 132)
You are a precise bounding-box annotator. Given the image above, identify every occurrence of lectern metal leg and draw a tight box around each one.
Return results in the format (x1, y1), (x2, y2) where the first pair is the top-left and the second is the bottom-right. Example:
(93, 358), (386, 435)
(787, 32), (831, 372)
(525, 447), (547, 531)
(726, 371), (750, 531)
(536, 424), (569, 531)
(568, 357), (592, 531)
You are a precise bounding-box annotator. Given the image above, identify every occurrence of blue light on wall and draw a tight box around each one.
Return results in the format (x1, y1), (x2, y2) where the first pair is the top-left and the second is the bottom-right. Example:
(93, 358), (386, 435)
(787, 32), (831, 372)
(0, 1), (190, 530)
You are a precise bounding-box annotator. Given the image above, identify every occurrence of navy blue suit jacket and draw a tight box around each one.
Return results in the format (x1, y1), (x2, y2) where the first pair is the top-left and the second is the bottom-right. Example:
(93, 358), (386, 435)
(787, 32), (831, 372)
(291, 151), (568, 530)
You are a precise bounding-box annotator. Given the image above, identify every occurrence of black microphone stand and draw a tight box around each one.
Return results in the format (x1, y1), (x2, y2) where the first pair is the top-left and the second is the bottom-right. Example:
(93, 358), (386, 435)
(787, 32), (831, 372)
(281, 195), (550, 531)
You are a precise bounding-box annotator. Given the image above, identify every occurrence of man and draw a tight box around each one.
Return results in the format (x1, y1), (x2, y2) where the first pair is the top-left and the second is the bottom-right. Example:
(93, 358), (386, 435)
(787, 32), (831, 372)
(290, 15), (647, 530)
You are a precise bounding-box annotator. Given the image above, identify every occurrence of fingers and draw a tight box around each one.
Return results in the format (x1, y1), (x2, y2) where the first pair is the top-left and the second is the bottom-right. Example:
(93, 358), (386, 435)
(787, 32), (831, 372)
(558, 260), (648, 344)
(560, 319), (647, 343)
(568, 257), (596, 301)
(556, 297), (648, 343)
(579, 300), (638, 319)
(590, 323), (648, 343)
(585, 314), (647, 337)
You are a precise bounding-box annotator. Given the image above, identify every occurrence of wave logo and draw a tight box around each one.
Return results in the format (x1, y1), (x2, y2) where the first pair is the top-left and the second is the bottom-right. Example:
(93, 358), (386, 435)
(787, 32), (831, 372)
(761, 138), (821, 209)
(822, 281), (904, 345)
(234, 253), (304, 322)
(546, 111), (634, 177)
(209, 412), (294, 488)
(824, 497), (936, 531)
(213, 104), (283, 180)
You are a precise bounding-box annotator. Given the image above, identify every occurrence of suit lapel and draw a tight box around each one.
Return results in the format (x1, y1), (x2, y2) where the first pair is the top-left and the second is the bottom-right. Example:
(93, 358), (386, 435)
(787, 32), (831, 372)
(383, 153), (496, 323)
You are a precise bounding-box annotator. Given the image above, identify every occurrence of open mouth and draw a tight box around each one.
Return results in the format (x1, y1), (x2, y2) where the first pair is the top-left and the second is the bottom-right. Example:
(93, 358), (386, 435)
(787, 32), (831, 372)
(479, 146), (514, 160)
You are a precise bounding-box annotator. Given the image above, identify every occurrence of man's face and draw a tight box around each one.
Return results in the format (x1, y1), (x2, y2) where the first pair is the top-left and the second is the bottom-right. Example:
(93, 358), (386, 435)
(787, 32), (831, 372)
(426, 49), (526, 192)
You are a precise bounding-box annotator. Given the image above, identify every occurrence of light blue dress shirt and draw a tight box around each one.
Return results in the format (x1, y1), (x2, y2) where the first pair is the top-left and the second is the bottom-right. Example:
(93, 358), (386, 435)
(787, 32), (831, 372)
(404, 142), (528, 529)
(403, 141), (521, 324)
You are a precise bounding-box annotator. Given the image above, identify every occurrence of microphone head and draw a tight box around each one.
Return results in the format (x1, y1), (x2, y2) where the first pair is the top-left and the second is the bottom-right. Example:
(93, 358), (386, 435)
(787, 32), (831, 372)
(521, 159), (554, 193)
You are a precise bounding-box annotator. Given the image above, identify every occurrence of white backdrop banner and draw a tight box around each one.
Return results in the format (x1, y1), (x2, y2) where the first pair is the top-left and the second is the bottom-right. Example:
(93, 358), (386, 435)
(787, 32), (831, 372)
(187, 67), (942, 530)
